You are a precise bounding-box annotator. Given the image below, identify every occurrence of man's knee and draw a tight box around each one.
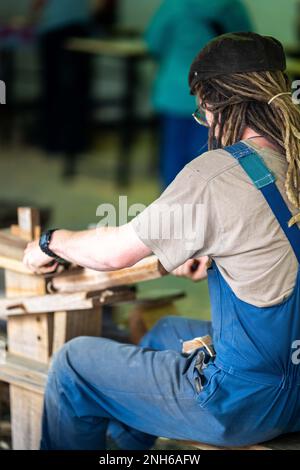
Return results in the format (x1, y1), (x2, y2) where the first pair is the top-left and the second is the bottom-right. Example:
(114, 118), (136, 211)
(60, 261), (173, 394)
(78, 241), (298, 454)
(50, 336), (92, 379)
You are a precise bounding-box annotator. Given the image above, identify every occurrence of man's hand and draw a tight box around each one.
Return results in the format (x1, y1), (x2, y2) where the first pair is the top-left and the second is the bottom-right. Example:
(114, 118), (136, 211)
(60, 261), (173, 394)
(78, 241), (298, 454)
(172, 256), (210, 282)
(23, 240), (58, 275)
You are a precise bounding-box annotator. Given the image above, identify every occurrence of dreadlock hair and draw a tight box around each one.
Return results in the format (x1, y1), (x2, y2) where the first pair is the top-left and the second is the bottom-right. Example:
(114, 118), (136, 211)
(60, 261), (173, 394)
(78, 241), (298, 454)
(194, 71), (300, 226)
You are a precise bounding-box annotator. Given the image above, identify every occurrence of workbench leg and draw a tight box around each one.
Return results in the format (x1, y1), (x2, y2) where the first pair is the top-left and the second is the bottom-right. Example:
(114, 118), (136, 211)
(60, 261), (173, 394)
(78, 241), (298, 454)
(10, 386), (44, 450)
(4, 208), (47, 449)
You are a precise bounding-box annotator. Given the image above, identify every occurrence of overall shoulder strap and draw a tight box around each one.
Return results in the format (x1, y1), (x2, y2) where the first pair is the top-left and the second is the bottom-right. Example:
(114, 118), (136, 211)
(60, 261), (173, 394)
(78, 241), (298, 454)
(225, 141), (300, 264)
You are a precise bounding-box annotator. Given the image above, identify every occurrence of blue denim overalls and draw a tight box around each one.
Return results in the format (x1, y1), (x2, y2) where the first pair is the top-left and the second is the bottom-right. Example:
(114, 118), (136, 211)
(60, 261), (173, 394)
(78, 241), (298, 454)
(41, 142), (300, 450)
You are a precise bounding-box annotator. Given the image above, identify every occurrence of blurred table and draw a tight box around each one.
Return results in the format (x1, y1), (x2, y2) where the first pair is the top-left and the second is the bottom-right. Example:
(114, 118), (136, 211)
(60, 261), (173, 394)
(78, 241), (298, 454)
(67, 37), (150, 186)
(67, 37), (147, 57)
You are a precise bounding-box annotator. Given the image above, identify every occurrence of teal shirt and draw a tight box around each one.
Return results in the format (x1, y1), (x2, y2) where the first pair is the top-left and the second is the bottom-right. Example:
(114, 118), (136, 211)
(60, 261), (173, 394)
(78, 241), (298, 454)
(38, 0), (90, 34)
(146, 0), (253, 116)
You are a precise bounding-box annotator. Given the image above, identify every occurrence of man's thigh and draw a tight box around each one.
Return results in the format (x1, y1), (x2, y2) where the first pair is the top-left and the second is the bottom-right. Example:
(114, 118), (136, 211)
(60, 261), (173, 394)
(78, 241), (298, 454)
(53, 335), (209, 442)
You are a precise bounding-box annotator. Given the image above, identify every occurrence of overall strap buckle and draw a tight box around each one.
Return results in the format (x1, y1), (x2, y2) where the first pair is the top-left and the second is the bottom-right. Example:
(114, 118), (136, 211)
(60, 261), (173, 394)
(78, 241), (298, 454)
(226, 141), (276, 189)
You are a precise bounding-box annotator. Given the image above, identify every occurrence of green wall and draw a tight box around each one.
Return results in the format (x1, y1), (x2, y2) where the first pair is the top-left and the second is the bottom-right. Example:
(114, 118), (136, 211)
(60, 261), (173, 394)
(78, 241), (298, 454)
(244, 0), (297, 45)
(119, 0), (298, 46)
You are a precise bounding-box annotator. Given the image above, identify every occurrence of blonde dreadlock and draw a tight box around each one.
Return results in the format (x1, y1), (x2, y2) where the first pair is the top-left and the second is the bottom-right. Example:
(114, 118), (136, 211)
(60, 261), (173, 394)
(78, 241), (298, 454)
(194, 71), (300, 226)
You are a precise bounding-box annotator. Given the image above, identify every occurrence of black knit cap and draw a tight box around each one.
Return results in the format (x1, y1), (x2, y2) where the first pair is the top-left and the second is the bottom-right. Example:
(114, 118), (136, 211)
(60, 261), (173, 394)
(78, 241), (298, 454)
(189, 31), (286, 94)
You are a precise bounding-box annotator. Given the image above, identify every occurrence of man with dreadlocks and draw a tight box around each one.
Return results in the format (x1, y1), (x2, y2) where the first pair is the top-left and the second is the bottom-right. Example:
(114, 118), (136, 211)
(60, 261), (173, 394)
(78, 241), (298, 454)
(24, 32), (300, 449)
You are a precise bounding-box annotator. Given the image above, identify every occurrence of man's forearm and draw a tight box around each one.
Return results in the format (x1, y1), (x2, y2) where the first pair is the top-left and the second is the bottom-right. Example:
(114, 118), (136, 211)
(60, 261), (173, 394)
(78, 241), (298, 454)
(49, 224), (151, 271)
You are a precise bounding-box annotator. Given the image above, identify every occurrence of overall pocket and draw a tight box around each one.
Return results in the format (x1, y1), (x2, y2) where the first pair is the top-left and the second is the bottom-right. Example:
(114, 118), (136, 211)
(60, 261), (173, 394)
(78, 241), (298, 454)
(195, 362), (226, 409)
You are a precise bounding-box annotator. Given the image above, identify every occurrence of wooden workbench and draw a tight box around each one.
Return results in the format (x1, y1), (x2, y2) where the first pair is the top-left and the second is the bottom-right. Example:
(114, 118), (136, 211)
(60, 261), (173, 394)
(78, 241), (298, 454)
(0, 207), (182, 449)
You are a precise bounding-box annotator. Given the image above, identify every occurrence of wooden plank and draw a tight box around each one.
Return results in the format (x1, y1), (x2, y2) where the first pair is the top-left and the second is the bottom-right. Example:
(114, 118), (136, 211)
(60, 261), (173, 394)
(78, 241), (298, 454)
(187, 441), (270, 451)
(1, 292), (97, 316)
(5, 208), (50, 363)
(52, 308), (102, 354)
(171, 434), (300, 451)
(4, 270), (45, 297)
(0, 231), (27, 261)
(51, 256), (167, 293)
(10, 386), (44, 450)
(0, 208), (39, 273)
(52, 311), (68, 354)
(0, 354), (46, 449)
(0, 229), (32, 274)
(262, 433), (300, 450)
(7, 313), (54, 363)
(17, 207), (40, 242)
(0, 255), (32, 275)
(0, 354), (48, 394)
(0, 286), (136, 316)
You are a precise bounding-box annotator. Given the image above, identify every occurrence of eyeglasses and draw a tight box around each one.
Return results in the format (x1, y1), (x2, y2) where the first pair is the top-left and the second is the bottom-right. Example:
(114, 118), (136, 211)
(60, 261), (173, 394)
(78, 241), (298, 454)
(193, 107), (209, 127)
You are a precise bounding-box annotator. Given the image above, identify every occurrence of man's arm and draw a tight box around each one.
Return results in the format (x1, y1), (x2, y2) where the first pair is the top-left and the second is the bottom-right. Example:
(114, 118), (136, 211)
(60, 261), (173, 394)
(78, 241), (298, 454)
(23, 223), (152, 274)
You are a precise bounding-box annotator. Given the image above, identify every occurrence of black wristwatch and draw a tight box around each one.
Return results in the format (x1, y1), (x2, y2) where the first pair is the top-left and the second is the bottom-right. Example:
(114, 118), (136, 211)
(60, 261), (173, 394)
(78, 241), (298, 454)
(39, 229), (69, 266)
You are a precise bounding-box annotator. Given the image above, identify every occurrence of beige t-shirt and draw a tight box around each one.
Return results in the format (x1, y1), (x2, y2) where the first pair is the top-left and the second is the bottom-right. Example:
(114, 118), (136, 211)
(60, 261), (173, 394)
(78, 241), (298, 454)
(131, 139), (300, 308)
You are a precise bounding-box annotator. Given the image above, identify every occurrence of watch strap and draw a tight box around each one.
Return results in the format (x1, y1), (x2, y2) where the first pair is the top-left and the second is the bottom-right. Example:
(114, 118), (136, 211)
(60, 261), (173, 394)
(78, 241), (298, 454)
(39, 229), (69, 266)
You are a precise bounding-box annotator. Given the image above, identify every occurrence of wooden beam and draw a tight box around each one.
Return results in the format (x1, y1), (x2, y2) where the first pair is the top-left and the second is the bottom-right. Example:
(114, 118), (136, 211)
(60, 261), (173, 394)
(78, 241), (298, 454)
(0, 208), (40, 272)
(159, 438), (271, 451)
(10, 387), (44, 450)
(7, 313), (54, 363)
(52, 307), (102, 355)
(50, 256), (167, 293)
(0, 287), (136, 317)
(17, 207), (41, 242)
(0, 354), (48, 395)
(0, 230), (32, 274)
(0, 255), (33, 275)
(0, 231), (27, 261)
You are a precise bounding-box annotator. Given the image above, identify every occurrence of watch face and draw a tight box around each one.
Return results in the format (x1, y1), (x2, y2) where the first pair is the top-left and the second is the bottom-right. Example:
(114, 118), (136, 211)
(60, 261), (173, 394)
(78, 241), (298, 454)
(40, 231), (51, 251)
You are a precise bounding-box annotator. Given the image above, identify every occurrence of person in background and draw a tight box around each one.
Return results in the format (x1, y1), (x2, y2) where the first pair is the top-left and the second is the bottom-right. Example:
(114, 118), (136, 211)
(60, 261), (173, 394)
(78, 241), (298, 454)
(146, 0), (253, 187)
(29, 0), (109, 179)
